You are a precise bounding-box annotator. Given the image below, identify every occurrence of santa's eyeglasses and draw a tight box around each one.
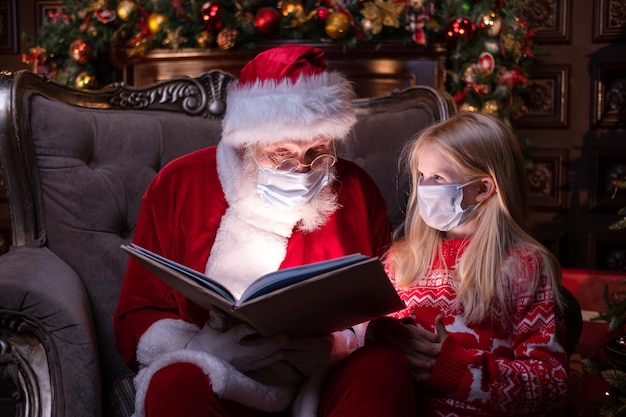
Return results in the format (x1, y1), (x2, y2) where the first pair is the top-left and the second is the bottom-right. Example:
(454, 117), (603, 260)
(255, 149), (337, 175)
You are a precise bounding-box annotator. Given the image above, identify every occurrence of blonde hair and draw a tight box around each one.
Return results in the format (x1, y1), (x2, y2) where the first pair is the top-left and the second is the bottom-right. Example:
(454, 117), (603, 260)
(387, 112), (562, 323)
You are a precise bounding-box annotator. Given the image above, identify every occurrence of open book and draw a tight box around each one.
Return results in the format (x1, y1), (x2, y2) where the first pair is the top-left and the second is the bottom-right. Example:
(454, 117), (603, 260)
(121, 243), (405, 336)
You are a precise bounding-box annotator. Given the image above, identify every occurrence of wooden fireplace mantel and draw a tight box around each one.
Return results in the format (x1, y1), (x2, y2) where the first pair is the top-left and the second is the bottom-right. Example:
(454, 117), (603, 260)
(122, 42), (447, 98)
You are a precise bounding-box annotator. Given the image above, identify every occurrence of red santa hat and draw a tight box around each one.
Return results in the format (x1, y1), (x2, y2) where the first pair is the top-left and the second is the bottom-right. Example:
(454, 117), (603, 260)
(221, 44), (357, 147)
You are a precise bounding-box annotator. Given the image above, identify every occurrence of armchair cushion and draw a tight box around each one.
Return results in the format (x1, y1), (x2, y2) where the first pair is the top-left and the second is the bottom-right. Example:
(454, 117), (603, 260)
(0, 246), (97, 416)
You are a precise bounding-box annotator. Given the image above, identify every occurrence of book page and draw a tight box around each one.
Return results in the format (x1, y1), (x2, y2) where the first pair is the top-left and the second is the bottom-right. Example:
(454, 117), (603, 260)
(239, 253), (368, 302)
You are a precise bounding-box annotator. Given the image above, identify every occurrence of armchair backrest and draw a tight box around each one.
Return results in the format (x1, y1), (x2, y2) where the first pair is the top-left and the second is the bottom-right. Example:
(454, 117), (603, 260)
(0, 69), (455, 416)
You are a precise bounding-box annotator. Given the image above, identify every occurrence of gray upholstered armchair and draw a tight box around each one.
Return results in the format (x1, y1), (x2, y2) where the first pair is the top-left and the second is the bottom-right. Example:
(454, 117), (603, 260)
(0, 69), (455, 417)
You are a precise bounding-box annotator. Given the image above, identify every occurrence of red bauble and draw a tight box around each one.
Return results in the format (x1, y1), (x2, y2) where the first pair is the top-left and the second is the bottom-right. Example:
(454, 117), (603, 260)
(253, 7), (281, 36)
(69, 39), (93, 64)
(200, 1), (225, 33)
(316, 7), (330, 21)
(444, 17), (476, 47)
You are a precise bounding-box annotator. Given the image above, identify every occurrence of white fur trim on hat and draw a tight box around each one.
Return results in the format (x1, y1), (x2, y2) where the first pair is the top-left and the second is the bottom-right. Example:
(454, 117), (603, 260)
(221, 72), (356, 147)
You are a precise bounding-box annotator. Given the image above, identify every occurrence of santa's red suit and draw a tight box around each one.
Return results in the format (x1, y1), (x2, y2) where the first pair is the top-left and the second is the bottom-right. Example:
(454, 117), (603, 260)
(113, 144), (392, 415)
(113, 44), (404, 417)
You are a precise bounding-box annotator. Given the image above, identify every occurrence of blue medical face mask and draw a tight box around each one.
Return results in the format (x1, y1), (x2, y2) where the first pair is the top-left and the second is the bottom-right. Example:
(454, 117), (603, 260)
(417, 179), (480, 231)
(256, 166), (330, 210)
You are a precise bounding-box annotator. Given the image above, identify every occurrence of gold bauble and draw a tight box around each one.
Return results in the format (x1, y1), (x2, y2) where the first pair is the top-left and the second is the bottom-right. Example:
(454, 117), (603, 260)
(216, 28), (238, 50)
(75, 72), (97, 89)
(196, 30), (214, 48)
(280, 1), (303, 17)
(325, 11), (350, 40)
(480, 12), (502, 37)
(459, 103), (479, 112)
(117, 0), (137, 22)
(482, 100), (500, 116)
(148, 13), (169, 34)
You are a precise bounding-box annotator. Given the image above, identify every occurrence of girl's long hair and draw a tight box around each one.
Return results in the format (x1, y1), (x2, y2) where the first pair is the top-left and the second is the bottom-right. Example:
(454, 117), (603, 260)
(387, 112), (562, 323)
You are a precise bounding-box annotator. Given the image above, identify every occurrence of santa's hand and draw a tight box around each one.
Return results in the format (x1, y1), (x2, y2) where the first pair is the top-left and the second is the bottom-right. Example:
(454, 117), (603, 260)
(282, 333), (341, 376)
(187, 322), (289, 372)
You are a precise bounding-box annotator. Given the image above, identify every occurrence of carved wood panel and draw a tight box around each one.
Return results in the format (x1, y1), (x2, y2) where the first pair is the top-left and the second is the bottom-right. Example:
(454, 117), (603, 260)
(593, 0), (626, 43)
(590, 148), (626, 213)
(524, 0), (572, 44)
(0, 0), (17, 54)
(514, 64), (569, 128)
(591, 62), (626, 128)
(527, 148), (569, 211)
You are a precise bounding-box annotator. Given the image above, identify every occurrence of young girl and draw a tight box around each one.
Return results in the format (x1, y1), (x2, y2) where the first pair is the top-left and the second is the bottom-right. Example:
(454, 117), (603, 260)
(320, 112), (569, 416)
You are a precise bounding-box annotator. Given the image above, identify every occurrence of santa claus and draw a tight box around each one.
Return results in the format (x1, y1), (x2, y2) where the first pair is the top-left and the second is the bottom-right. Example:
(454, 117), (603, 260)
(113, 44), (408, 417)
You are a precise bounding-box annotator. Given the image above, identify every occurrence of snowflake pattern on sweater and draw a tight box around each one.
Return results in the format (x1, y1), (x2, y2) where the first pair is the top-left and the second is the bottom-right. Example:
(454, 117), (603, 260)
(388, 238), (569, 417)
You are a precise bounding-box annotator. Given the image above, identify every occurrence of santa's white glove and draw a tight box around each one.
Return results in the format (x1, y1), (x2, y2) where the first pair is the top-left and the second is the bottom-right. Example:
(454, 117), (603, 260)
(187, 322), (289, 373)
(282, 329), (356, 376)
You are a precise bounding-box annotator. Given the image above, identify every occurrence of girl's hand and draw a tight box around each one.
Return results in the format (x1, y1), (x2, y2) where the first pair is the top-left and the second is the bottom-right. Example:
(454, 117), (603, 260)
(389, 315), (447, 382)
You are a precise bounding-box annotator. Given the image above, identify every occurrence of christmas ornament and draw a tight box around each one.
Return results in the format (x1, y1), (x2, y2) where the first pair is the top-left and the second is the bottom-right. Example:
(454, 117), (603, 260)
(47, 8), (70, 24)
(216, 28), (238, 50)
(472, 83), (490, 96)
(148, 13), (169, 34)
(459, 103), (479, 112)
(360, 0), (403, 30)
(317, 7), (330, 21)
(126, 36), (150, 59)
(477, 52), (495, 74)
(95, 7), (116, 24)
(253, 7), (281, 36)
(479, 12), (502, 37)
(483, 40), (500, 53)
(405, 4), (429, 46)
(200, 2), (225, 32)
(359, 4), (380, 33)
(482, 100), (500, 116)
(325, 11), (351, 39)
(281, 1), (303, 17)
(75, 71), (97, 89)
(502, 34), (522, 60)
(116, 0), (136, 22)
(163, 27), (188, 50)
(69, 39), (93, 64)
(361, 18), (377, 36)
(196, 30), (214, 48)
(463, 65), (477, 84)
(444, 17), (476, 47)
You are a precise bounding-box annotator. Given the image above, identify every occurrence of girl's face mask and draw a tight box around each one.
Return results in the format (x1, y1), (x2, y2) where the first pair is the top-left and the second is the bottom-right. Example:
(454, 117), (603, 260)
(417, 179), (480, 231)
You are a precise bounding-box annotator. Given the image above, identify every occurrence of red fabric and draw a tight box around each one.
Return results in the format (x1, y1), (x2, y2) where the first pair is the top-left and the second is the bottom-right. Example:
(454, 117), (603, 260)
(144, 346), (415, 417)
(318, 344), (417, 417)
(238, 45), (327, 85)
(144, 362), (282, 417)
(113, 145), (392, 372)
(387, 238), (569, 416)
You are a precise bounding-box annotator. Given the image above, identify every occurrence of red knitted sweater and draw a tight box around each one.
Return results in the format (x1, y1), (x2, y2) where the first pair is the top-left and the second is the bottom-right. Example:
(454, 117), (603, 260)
(388, 238), (569, 416)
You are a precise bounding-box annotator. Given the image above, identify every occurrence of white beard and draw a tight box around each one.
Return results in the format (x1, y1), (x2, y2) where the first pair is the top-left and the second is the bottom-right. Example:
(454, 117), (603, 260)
(205, 144), (339, 300)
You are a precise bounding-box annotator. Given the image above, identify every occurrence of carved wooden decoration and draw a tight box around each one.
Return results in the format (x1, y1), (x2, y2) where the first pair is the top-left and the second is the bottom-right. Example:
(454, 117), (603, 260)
(524, 0), (571, 44)
(593, 0), (626, 43)
(592, 62), (626, 128)
(514, 64), (569, 128)
(0, 0), (17, 54)
(527, 148), (569, 211)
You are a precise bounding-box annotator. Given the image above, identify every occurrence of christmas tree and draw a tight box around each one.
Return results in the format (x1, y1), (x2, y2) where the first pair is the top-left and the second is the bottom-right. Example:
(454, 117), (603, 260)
(23, 0), (539, 124)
